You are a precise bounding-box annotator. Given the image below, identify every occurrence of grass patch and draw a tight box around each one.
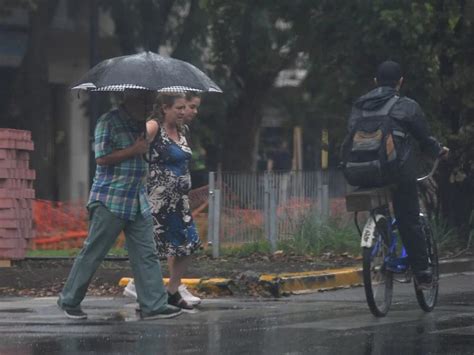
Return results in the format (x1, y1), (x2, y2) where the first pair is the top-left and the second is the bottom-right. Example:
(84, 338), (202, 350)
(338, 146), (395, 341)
(218, 240), (272, 258)
(209, 215), (360, 258)
(279, 215), (360, 256)
(430, 217), (457, 251)
(429, 216), (466, 255)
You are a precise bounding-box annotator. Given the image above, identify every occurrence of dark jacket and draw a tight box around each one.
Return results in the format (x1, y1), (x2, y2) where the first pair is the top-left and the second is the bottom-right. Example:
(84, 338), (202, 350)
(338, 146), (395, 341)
(348, 86), (442, 180)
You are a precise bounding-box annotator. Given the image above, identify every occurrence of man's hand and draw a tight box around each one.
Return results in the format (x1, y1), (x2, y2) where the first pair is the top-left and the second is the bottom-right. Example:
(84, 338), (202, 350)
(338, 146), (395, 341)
(439, 146), (450, 160)
(131, 135), (149, 155)
(96, 135), (148, 166)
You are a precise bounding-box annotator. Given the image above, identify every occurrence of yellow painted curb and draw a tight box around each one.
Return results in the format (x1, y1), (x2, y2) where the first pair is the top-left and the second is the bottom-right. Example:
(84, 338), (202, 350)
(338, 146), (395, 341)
(118, 277), (232, 295)
(197, 278), (233, 295)
(119, 267), (363, 296)
(259, 267), (363, 294)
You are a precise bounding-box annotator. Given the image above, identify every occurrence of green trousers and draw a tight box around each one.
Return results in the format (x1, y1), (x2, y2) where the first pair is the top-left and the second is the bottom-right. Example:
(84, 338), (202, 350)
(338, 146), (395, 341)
(58, 202), (167, 315)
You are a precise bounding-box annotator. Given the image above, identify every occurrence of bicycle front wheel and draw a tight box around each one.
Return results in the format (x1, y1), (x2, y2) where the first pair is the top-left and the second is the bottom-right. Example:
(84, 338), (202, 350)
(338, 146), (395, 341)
(415, 215), (439, 312)
(362, 217), (393, 317)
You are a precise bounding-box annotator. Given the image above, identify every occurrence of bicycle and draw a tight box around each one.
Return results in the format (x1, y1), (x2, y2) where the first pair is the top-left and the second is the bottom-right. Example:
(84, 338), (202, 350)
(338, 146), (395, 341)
(345, 159), (440, 317)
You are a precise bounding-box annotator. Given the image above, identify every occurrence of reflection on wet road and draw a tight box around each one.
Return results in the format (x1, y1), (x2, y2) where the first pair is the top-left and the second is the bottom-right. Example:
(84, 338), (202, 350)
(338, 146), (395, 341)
(0, 274), (473, 354)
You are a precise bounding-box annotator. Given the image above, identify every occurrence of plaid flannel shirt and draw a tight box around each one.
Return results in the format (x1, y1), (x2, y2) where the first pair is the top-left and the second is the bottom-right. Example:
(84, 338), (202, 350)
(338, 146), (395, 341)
(88, 107), (150, 221)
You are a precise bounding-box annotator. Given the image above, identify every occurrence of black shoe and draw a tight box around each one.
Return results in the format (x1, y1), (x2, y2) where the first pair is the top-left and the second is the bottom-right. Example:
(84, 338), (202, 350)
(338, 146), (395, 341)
(63, 308), (88, 320)
(140, 305), (183, 320)
(57, 299), (88, 320)
(168, 291), (197, 313)
(415, 268), (433, 290)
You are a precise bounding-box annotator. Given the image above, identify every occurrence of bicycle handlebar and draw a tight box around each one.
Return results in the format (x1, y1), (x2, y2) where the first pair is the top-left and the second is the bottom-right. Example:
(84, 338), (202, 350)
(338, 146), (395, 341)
(417, 158), (440, 182)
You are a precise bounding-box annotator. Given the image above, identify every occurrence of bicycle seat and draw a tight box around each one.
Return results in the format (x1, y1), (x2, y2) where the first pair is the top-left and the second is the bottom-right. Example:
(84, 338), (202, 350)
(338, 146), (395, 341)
(345, 186), (392, 212)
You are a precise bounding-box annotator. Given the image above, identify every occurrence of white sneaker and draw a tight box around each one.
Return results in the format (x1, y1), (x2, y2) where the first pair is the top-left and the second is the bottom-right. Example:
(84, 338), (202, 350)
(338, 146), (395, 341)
(178, 284), (201, 306)
(123, 279), (137, 299)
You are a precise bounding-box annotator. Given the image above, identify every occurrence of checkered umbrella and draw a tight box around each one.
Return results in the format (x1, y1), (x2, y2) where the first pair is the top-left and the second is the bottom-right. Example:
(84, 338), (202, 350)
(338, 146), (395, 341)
(71, 51), (222, 93)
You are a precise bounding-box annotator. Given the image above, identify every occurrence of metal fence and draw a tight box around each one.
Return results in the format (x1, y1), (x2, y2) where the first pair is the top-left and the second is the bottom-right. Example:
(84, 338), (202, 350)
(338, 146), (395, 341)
(27, 170), (348, 256)
(207, 169), (349, 256)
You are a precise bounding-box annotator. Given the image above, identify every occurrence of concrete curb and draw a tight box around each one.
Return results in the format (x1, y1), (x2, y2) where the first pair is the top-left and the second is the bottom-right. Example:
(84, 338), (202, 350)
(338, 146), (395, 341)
(259, 267), (363, 296)
(439, 257), (474, 274)
(119, 277), (233, 296)
(118, 257), (474, 297)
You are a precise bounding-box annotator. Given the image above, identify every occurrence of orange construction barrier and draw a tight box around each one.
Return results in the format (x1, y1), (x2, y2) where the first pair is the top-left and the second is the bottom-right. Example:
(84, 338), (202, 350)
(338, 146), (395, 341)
(32, 200), (89, 250)
(31, 186), (211, 251)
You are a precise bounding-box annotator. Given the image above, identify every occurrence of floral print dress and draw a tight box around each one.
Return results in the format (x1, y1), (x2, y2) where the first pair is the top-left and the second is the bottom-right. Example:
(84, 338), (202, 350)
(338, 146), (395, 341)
(148, 127), (201, 258)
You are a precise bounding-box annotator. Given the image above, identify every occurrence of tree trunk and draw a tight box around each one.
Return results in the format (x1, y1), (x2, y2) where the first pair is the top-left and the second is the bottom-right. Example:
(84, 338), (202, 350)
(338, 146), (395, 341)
(221, 91), (265, 171)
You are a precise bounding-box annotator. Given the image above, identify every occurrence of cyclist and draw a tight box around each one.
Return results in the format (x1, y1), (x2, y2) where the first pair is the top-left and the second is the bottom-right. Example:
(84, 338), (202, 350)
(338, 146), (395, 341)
(348, 60), (449, 288)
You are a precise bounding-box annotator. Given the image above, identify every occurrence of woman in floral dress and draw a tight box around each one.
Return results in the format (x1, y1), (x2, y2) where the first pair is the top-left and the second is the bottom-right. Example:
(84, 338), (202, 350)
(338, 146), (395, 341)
(146, 93), (201, 312)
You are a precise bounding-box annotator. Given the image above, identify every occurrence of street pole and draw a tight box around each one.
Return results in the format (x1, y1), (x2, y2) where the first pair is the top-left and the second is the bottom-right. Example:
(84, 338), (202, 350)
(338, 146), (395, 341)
(321, 128), (329, 218)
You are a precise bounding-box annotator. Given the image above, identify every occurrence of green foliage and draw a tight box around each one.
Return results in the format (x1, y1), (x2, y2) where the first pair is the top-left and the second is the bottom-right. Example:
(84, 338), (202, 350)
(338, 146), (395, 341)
(100, 0), (474, 176)
(219, 240), (272, 257)
(202, 0), (319, 170)
(101, 0), (208, 64)
(279, 215), (359, 256)
(430, 216), (460, 253)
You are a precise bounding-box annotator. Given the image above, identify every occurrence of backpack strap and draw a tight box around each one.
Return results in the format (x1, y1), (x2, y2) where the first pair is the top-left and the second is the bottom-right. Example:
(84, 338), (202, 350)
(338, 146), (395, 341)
(362, 95), (399, 117)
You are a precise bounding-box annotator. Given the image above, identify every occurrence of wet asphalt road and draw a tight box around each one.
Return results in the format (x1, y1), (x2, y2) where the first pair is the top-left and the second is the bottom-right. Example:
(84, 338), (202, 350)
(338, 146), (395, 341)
(0, 273), (473, 355)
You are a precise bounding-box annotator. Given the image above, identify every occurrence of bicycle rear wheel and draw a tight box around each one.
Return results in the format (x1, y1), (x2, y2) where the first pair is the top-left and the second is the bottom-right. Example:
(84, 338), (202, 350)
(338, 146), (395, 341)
(415, 215), (439, 312)
(362, 216), (393, 317)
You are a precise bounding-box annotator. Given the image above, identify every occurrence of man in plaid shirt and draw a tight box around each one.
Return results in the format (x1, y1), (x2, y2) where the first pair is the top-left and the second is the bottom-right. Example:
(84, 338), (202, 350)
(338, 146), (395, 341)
(58, 90), (182, 320)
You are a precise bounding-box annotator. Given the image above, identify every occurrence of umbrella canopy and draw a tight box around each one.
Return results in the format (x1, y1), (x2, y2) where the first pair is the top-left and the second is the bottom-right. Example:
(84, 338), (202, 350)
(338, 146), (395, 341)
(71, 51), (222, 93)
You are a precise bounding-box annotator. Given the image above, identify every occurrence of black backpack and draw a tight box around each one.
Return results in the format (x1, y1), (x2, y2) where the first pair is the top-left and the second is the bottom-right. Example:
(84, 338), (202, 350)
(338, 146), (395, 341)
(341, 96), (404, 187)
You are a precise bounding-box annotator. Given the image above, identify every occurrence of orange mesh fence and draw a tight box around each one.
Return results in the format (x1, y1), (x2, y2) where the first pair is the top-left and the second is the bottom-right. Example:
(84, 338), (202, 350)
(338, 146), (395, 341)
(30, 188), (346, 250)
(32, 200), (90, 250)
(188, 185), (209, 212)
(31, 186), (211, 251)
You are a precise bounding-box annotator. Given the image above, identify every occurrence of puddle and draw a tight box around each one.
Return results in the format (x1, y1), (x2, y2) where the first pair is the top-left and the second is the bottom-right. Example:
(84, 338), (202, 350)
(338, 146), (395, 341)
(198, 305), (244, 311)
(436, 315), (474, 330)
(0, 308), (34, 313)
(104, 312), (127, 322)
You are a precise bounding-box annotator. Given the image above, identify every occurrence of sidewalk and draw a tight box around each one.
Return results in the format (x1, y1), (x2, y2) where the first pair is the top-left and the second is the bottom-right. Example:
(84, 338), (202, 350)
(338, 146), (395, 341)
(2, 254), (473, 298)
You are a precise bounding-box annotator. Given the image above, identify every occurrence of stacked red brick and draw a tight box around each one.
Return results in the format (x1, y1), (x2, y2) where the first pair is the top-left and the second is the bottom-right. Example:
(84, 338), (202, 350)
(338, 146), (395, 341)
(0, 129), (35, 260)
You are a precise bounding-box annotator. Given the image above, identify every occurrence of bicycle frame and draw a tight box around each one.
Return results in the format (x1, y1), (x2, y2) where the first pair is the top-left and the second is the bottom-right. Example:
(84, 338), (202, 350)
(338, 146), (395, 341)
(363, 213), (409, 274)
(352, 157), (442, 316)
(357, 158), (441, 272)
(383, 219), (409, 273)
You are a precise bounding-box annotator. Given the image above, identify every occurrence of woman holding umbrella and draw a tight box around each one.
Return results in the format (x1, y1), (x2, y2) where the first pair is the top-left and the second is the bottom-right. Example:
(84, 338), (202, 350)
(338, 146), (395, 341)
(146, 92), (202, 312)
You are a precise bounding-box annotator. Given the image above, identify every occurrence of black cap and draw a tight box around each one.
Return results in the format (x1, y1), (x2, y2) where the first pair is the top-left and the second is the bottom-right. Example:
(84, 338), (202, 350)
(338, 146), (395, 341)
(376, 60), (402, 87)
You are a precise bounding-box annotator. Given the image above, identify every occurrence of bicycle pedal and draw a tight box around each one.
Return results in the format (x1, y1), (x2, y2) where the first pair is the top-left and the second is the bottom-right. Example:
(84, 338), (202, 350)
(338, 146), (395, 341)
(386, 266), (408, 273)
(393, 273), (412, 284)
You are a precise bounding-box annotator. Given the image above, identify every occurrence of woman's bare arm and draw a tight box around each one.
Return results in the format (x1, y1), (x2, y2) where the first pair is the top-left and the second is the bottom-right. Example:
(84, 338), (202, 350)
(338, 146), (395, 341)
(146, 120), (160, 142)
